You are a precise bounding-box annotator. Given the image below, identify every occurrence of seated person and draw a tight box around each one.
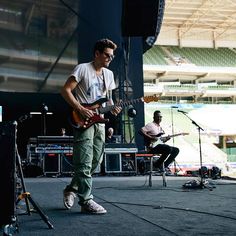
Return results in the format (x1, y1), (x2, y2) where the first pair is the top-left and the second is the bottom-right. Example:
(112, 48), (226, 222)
(105, 127), (116, 143)
(139, 110), (179, 172)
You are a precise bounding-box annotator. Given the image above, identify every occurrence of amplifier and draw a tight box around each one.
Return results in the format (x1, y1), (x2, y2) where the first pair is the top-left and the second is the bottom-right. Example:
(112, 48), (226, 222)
(104, 152), (137, 174)
(60, 153), (100, 174)
(35, 146), (73, 154)
(43, 153), (60, 174)
(30, 142), (138, 175)
(37, 136), (73, 144)
(105, 153), (122, 173)
(121, 153), (136, 172)
(61, 153), (73, 174)
(104, 144), (137, 174)
(105, 144), (138, 154)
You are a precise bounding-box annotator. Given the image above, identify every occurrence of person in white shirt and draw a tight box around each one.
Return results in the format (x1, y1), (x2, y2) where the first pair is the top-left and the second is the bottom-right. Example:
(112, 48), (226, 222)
(61, 38), (121, 214)
(140, 110), (179, 171)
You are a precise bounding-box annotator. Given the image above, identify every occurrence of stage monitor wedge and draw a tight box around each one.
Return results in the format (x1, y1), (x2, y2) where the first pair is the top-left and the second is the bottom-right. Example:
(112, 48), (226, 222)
(122, 0), (159, 36)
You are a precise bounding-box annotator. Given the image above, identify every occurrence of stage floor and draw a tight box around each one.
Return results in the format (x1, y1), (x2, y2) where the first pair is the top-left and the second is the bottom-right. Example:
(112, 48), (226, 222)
(5, 175), (236, 236)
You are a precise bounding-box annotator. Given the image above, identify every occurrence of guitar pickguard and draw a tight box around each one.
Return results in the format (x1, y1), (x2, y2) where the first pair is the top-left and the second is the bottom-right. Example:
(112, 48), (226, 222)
(70, 111), (109, 129)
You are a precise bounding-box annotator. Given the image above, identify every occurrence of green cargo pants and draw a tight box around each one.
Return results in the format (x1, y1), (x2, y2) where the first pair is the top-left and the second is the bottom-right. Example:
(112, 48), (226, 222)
(66, 123), (105, 205)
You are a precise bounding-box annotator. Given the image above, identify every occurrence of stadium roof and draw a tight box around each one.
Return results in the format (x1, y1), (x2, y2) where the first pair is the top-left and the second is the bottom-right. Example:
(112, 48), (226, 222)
(144, 0), (236, 85)
(0, 0), (235, 45)
(0, 0), (236, 93)
(162, 0), (236, 43)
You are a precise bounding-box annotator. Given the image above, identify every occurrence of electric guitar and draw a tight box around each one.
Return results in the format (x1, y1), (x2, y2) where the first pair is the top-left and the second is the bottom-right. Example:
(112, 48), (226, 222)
(146, 132), (189, 148)
(70, 95), (159, 130)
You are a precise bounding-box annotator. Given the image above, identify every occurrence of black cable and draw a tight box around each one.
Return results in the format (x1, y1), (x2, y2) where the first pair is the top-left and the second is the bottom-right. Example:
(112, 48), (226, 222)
(95, 199), (236, 222)
(61, 154), (73, 167)
(95, 196), (180, 236)
(57, 177), (236, 198)
(57, 175), (236, 215)
(162, 205), (236, 221)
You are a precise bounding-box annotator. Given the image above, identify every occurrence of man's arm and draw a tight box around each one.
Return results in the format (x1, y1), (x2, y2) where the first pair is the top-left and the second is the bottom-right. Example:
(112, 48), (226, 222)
(139, 127), (157, 148)
(111, 106), (122, 116)
(107, 90), (122, 116)
(61, 76), (94, 118)
(139, 127), (158, 141)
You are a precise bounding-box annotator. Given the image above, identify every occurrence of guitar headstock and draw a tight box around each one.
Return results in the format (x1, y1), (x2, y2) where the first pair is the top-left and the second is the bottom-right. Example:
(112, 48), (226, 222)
(143, 94), (159, 103)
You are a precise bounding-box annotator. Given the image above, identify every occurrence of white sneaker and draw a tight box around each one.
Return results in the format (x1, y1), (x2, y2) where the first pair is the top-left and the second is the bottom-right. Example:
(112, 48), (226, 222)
(63, 190), (76, 209)
(81, 199), (107, 214)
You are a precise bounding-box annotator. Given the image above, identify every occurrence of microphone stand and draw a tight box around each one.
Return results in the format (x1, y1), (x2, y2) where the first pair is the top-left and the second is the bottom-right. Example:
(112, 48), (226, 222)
(178, 111), (213, 190)
(41, 103), (48, 136)
(170, 107), (177, 175)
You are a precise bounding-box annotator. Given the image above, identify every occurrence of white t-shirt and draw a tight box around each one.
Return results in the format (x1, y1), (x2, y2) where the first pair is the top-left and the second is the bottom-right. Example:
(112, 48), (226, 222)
(70, 62), (116, 104)
(142, 122), (165, 136)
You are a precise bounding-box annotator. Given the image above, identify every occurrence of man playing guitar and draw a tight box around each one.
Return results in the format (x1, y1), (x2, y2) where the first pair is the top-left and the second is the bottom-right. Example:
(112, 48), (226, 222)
(140, 110), (182, 172)
(61, 39), (121, 214)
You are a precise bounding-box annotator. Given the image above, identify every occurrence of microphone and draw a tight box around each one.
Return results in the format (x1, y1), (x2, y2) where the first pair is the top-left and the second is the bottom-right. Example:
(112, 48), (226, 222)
(178, 110), (188, 114)
(171, 106), (178, 108)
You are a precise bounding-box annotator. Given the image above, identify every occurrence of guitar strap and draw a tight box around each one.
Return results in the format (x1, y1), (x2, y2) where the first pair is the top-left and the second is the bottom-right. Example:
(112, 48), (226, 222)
(102, 70), (111, 100)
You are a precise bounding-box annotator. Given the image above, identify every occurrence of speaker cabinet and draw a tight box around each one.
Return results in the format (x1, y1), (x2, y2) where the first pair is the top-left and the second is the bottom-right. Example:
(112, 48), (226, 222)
(0, 121), (16, 226)
(121, 153), (136, 173)
(122, 0), (159, 36)
(61, 153), (73, 174)
(105, 153), (122, 173)
(43, 153), (60, 174)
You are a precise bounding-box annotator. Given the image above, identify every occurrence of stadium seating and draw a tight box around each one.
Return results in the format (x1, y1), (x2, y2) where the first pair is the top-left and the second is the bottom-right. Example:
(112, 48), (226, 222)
(144, 45), (236, 67)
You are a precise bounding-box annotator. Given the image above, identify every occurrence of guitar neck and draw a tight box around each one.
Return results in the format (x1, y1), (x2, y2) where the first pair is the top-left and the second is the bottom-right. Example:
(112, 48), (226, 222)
(99, 97), (144, 114)
(168, 133), (182, 139)
(148, 133), (188, 147)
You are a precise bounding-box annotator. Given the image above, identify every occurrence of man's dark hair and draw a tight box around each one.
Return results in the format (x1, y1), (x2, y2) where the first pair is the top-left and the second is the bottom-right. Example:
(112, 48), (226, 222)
(93, 38), (117, 55)
(154, 110), (161, 116)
